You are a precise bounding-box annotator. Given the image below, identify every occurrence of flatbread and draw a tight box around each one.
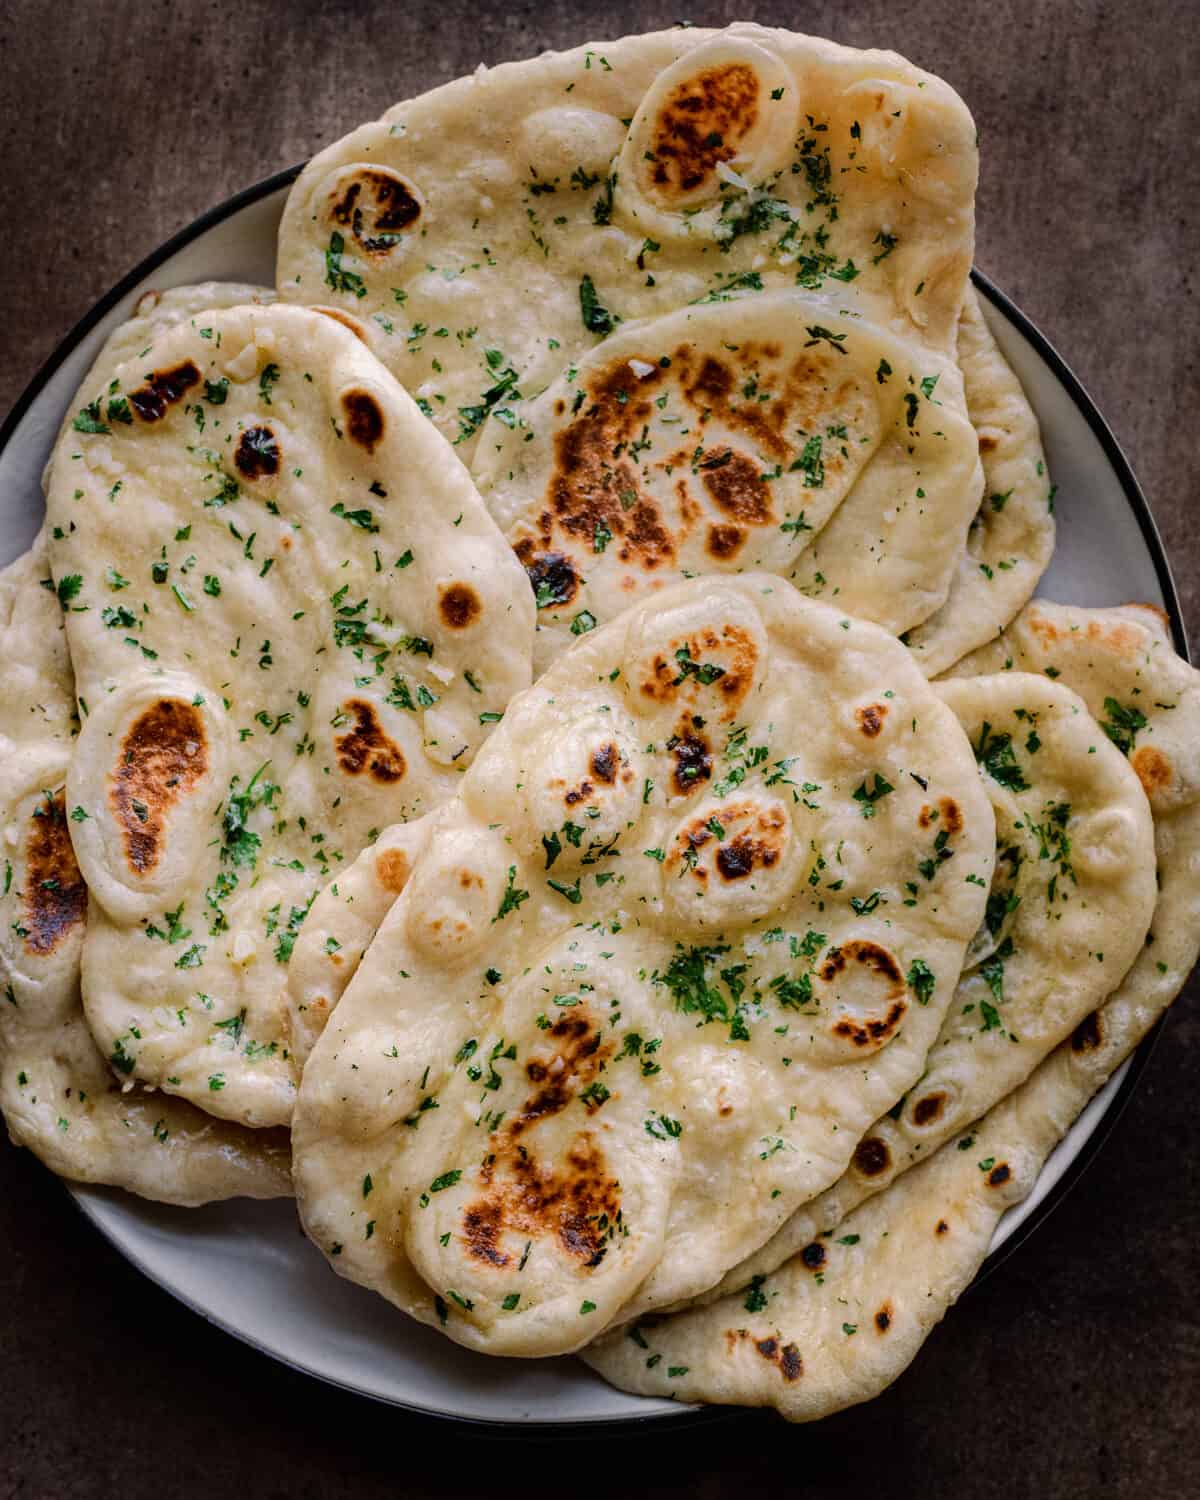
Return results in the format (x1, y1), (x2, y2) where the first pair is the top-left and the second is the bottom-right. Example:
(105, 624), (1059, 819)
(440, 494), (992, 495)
(687, 669), (1156, 1300)
(276, 23), (978, 462)
(55, 283), (276, 441)
(583, 973), (1174, 1419)
(473, 289), (980, 669)
(293, 575), (994, 1356)
(286, 816), (430, 1067)
(45, 301), (533, 1127)
(947, 600), (1200, 1053)
(584, 603), (1198, 1417)
(904, 287), (1054, 676)
(0, 537), (291, 1204)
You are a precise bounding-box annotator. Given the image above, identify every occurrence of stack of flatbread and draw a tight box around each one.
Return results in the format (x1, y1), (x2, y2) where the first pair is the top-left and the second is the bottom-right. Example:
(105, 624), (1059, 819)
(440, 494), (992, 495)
(1, 24), (1193, 1423)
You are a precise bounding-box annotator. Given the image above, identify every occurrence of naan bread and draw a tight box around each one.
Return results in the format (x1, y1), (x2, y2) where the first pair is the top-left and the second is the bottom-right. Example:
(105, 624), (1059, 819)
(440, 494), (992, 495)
(583, 968), (1175, 1419)
(585, 603), (1197, 1417)
(276, 23), (978, 462)
(293, 576), (994, 1356)
(905, 287), (1054, 676)
(45, 302), (533, 1128)
(286, 816), (429, 1067)
(688, 669), (1156, 1300)
(0, 538), (291, 1204)
(947, 601), (1200, 1053)
(59, 283), (276, 435)
(473, 289), (980, 668)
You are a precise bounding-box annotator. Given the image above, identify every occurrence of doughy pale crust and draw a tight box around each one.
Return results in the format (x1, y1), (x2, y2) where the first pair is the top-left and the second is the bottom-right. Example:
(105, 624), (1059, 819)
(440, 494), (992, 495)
(676, 669), (1156, 1302)
(46, 301), (533, 1127)
(278, 24), (977, 465)
(293, 575), (994, 1356)
(0, 536), (292, 1204)
(905, 288), (1055, 676)
(585, 603), (1192, 1417)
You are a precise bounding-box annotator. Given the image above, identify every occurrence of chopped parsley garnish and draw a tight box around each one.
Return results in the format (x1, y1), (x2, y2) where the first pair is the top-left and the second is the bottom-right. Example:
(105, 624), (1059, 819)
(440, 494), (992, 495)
(974, 722), (1030, 792)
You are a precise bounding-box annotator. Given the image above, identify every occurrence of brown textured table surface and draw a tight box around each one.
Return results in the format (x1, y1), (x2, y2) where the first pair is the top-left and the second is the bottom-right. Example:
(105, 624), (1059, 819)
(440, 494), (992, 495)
(1, 2), (1197, 1495)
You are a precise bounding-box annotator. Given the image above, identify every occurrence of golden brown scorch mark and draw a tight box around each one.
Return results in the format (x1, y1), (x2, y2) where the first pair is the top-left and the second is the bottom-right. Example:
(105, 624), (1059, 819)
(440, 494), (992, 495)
(639, 622), (759, 720)
(856, 703), (887, 738)
(375, 847), (410, 893)
(460, 1010), (620, 1272)
(22, 791), (86, 955)
(110, 699), (208, 875)
(335, 700), (406, 783)
(648, 63), (760, 198)
(822, 940), (907, 1047)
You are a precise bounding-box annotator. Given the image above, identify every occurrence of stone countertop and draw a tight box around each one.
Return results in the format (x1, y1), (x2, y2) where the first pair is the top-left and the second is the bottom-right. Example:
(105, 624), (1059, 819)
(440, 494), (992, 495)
(0, 3), (1196, 1496)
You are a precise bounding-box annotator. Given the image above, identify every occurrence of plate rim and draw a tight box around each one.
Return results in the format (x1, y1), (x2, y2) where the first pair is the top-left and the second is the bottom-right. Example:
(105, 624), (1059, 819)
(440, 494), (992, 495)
(0, 167), (1184, 1432)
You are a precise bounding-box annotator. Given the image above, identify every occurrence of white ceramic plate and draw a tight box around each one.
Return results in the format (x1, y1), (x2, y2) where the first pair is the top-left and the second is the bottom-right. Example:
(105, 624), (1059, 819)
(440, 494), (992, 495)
(0, 170), (1184, 1429)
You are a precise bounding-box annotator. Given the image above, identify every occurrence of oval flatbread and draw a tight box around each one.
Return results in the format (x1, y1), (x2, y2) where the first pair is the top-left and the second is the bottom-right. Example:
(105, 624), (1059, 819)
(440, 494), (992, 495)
(293, 575), (994, 1356)
(0, 536), (292, 1204)
(277, 23), (978, 459)
(46, 301), (533, 1128)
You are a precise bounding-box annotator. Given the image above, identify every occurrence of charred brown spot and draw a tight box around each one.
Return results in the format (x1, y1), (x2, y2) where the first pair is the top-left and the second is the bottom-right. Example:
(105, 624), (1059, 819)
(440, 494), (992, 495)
(707, 523), (745, 559)
(939, 798), (963, 835)
(752, 1335), (802, 1382)
(22, 791), (86, 955)
(539, 361), (676, 574)
(691, 356), (734, 402)
(854, 1136), (891, 1178)
(1071, 1010), (1103, 1052)
(463, 1012), (620, 1269)
(439, 582), (482, 630)
(821, 940), (903, 988)
(978, 433), (998, 453)
(335, 700), (406, 783)
(856, 704), (887, 738)
(234, 424), (280, 479)
(800, 1241), (826, 1271)
(640, 623), (759, 720)
(649, 63), (760, 197)
(670, 730), (711, 794)
(875, 1305), (893, 1333)
(590, 743), (619, 783)
(522, 550), (580, 610)
(331, 169), (421, 253)
(342, 389), (384, 451)
(128, 361), (200, 422)
(1131, 745), (1172, 797)
(987, 1163), (1011, 1187)
(912, 1093), (946, 1127)
(111, 699), (208, 875)
(833, 1000), (906, 1047)
(716, 831), (779, 881)
(463, 1199), (509, 1267)
(375, 847), (410, 893)
(701, 449), (771, 525)
(935, 1219), (949, 1236)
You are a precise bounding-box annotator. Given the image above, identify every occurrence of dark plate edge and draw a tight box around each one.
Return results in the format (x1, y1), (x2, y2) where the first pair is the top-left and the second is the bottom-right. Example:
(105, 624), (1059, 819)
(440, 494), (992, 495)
(0, 204), (1180, 1438)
